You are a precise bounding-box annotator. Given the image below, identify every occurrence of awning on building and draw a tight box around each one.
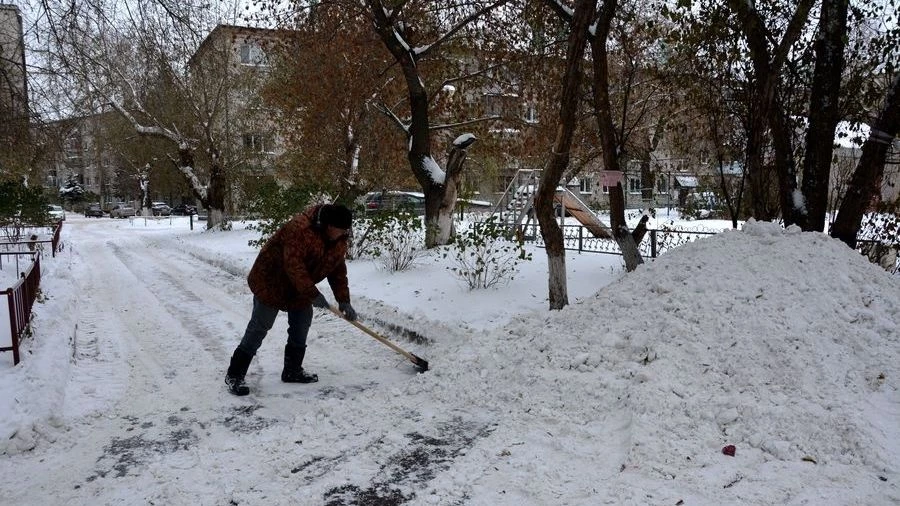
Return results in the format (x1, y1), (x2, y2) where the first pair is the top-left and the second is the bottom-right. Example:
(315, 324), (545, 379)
(674, 175), (699, 188)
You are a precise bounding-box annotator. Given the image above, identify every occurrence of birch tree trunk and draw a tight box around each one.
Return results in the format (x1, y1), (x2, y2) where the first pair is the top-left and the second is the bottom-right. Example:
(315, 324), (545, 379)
(535, 0), (598, 310)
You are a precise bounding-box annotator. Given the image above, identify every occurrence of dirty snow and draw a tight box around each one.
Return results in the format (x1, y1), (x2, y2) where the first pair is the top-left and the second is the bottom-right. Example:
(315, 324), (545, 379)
(0, 215), (897, 505)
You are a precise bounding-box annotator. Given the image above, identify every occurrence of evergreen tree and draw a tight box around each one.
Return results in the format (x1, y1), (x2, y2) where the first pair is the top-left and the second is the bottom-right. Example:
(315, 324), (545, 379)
(59, 174), (86, 205)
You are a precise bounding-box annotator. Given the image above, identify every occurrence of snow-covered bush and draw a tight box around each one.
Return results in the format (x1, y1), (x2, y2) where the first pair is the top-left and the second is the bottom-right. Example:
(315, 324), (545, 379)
(444, 216), (532, 290)
(856, 212), (899, 274)
(351, 210), (424, 272)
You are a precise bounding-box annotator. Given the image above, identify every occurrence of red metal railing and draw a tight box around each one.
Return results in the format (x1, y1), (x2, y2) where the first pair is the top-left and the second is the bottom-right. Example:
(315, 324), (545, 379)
(0, 221), (62, 258)
(50, 221), (62, 257)
(1, 252), (41, 365)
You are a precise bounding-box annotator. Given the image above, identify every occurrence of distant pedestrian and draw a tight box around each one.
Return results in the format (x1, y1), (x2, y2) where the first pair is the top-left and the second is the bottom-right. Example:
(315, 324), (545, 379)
(225, 204), (357, 396)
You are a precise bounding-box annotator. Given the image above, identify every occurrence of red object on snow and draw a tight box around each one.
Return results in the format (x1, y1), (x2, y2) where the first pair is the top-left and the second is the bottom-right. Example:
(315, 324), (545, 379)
(722, 445), (736, 456)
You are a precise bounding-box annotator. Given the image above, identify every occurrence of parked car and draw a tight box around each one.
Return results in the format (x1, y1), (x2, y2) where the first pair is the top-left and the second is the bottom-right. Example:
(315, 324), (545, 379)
(363, 191), (426, 214)
(47, 204), (66, 222)
(109, 204), (136, 218)
(151, 202), (172, 216)
(85, 203), (104, 217)
(170, 204), (197, 216)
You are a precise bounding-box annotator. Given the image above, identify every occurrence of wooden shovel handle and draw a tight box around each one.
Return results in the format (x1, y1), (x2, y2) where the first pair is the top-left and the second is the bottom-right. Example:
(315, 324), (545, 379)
(328, 306), (423, 365)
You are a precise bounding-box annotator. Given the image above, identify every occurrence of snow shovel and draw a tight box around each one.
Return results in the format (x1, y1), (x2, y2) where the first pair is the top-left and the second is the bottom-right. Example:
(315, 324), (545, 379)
(328, 306), (429, 372)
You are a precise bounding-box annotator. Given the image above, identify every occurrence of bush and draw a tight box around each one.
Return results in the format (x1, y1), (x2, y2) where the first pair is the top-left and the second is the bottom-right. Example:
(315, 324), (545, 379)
(244, 181), (322, 248)
(0, 178), (47, 243)
(350, 210), (424, 272)
(444, 216), (532, 290)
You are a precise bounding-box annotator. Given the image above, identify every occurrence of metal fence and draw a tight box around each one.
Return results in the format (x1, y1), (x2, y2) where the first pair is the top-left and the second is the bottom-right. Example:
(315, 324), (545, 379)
(1, 251), (41, 365)
(0, 222), (57, 365)
(522, 223), (898, 273)
(521, 223), (720, 258)
(0, 221), (63, 258)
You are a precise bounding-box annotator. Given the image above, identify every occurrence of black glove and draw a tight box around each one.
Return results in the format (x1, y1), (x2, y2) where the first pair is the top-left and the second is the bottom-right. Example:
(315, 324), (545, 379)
(311, 293), (330, 309)
(338, 301), (357, 321)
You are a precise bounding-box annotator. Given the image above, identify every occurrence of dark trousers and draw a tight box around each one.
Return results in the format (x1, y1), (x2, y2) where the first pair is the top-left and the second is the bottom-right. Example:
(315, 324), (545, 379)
(237, 296), (313, 355)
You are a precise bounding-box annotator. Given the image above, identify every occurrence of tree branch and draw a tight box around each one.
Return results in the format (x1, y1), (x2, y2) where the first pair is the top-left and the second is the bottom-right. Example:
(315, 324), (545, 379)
(416, 0), (510, 59)
(543, 0), (574, 22)
(108, 100), (180, 143)
(373, 101), (409, 133)
(773, 0), (815, 70)
(430, 115), (501, 131)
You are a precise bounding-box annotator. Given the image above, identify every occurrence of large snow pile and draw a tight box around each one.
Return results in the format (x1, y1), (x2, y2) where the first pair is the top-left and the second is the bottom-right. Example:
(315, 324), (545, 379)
(2, 218), (897, 504)
(423, 220), (900, 504)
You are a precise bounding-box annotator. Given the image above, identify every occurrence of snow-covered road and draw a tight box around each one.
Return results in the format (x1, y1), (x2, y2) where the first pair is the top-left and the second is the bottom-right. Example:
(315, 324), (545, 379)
(4, 216), (898, 505)
(2, 218), (495, 505)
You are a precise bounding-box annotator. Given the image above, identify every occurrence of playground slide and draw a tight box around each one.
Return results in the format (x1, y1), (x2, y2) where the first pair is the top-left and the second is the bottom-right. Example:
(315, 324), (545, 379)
(554, 190), (613, 239)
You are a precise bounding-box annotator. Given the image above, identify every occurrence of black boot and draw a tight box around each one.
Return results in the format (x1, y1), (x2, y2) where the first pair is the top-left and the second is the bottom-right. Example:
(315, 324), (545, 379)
(281, 344), (318, 383)
(225, 348), (253, 396)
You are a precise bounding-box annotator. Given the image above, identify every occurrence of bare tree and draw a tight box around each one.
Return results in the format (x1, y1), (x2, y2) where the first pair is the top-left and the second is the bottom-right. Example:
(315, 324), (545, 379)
(530, 0), (597, 309)
(795, 0), (851, 232)
(36, 0), (256, 229)
(722, 0), (897, 231)
(726, 0), (814, 225)
(362, 0), (511, 247)
(543, 0), (650, 272)
(665, 5), (750, 228)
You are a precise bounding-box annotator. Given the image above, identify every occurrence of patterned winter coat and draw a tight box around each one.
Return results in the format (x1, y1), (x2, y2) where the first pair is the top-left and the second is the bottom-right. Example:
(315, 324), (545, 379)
(247, 205), (350, 311)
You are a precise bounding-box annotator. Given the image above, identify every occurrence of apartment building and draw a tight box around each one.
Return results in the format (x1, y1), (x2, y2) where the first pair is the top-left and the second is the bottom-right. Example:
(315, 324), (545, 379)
(42, 111), (130, 204)
(0, 4), (26, 121)
(0, 3), (29, 173)
(189, 24), (282, 172)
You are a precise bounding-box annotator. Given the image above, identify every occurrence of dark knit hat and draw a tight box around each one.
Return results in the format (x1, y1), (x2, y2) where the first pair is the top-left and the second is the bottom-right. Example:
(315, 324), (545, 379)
(318, 204), (353, 230)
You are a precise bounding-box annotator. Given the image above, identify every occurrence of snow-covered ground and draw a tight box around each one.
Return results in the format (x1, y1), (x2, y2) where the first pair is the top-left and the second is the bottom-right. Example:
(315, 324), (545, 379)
(0, 213), (898, 505)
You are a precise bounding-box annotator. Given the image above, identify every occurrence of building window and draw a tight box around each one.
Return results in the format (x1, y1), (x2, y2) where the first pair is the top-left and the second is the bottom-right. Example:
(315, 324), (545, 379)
(628, 176), (641, 194)
(64, 135), (82, 160)
(601, 184), (610, 194)
(484, 93), (519, 118)
(579, 177), (592, 194)
(484, 94), (503, 116)
(243, 133), (274, 154)
(656, 177), (667, 193)
(240, 42), (268, 66)
(523, 102), (538, 123)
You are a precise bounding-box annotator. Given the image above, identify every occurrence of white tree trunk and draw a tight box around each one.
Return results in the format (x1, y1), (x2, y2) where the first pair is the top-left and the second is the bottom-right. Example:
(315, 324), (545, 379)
(434, 208), (455, 245)
(547, 253), (568, 309)
(207, 208), (226, 230)
(617, 233), (644, 272)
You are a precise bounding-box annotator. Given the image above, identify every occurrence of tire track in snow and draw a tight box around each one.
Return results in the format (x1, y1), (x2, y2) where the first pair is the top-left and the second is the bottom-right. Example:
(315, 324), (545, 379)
(4, 220), (504, 506)
(106, 239), (248, 357)
(63, 305), (129, 421)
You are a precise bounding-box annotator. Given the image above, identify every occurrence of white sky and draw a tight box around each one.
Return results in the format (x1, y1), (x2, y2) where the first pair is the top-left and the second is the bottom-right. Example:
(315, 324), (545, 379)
(0, 212), (898, 504)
